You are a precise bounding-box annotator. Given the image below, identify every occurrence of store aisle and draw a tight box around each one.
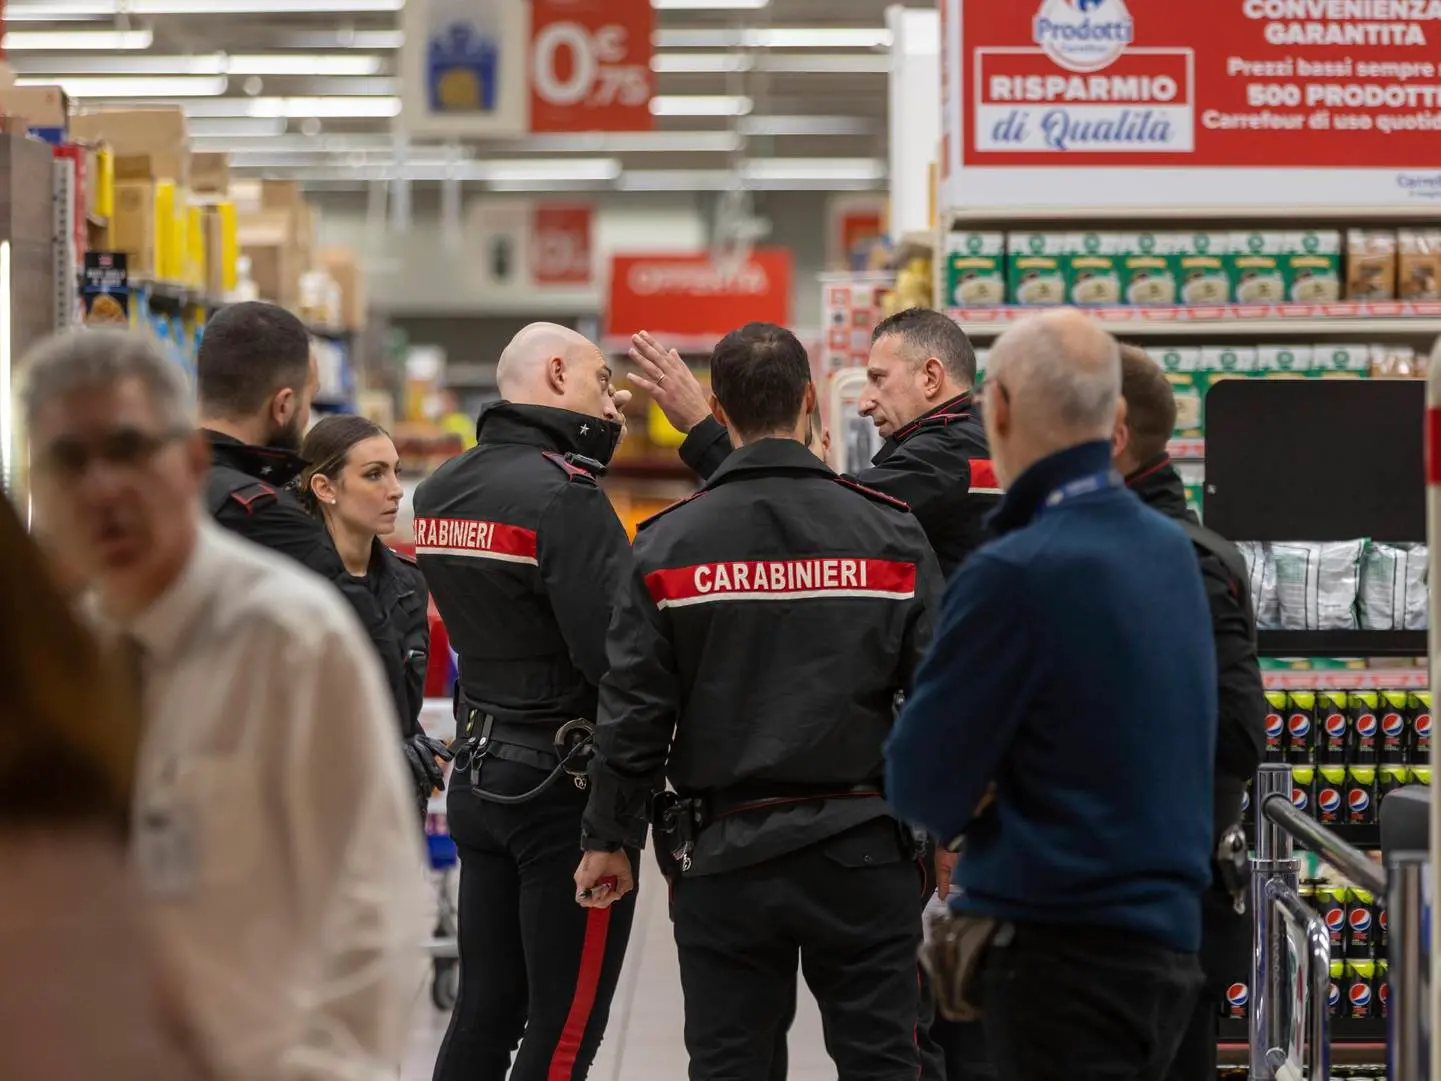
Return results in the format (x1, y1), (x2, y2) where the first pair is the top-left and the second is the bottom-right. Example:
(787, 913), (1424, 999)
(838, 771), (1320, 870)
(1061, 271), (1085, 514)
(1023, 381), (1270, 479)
(403, 856), (833, 1080)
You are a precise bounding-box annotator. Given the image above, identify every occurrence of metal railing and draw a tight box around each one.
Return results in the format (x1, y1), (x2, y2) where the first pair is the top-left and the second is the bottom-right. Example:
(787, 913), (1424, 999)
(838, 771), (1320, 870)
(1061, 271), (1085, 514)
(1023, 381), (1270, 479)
(1249, 762), (1430, 1081)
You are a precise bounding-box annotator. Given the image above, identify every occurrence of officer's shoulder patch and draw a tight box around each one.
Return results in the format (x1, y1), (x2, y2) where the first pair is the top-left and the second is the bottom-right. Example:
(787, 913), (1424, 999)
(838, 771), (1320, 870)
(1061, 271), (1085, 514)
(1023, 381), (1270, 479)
(831, 476), (911, 512)
(226, 481), (279, 515)
(637, 490), (708, 531)
(387, 545), (418, 567)
(540, 450), (600, 485)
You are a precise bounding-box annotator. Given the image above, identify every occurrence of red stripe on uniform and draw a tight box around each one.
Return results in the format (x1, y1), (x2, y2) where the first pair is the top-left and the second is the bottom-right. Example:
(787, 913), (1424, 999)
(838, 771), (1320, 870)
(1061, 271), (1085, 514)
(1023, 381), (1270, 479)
(969, 458), (1000, 492)
(1428, 408), (1441, 485)
(413, 517), (539, 564)
(645, 558), (917, 609)
(547, 907), (613, 1081)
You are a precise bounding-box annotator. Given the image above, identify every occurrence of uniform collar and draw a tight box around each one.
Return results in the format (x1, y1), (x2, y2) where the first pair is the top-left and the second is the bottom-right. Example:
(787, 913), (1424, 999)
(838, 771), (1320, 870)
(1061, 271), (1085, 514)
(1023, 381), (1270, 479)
(92, 520), (224, 666)
(475, 401), (622, 465)
(1124, 453), (1193, 523)
(987, 440), (1115, 535)
(204, 428), (305, 486)
(703, 437), (833, 489)
(876, 390), (976, 462)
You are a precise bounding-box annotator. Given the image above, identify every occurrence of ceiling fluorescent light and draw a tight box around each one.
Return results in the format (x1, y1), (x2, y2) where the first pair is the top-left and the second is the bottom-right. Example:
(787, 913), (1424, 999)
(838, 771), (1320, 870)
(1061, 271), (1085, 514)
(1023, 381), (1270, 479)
(620, 169), (733, 191)
(10, 54), (385, 77)
(227, 55), (387, 76)
(653, 28), (892, 49)
(651, 53), (751, 74)
(181, 96), (401, 119)
(5, 0), (116, 18)
(650, 95), (752, 117)
(188, 117), (288, 138)
(278, 30), (404, 50)
(30, 0), (407, 11)
(743, 157), (887, 182)
(475, 158), (620, 183)
(3, 30), (154, 51)
(738, 114), (877, 137)
(763, 54), (890, 74)
(18, 76), (228, 98)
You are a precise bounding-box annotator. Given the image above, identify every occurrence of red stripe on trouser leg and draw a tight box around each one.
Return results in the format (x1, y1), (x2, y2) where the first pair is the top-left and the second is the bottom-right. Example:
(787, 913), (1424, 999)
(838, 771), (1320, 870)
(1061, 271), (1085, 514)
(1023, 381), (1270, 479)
(547, 906), (613, 1081)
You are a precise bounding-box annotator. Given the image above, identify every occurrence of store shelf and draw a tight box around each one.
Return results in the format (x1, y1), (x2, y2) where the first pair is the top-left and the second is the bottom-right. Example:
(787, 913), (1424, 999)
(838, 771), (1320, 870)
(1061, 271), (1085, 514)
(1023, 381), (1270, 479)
(1262, 668), (1429, 692)
(1258, 631), (1427, 658)
(1169, 438), (1205, 460)
(133, 278), (220, 309)
(947, 302), (1441, 339)
(943, 204), (1439, 224)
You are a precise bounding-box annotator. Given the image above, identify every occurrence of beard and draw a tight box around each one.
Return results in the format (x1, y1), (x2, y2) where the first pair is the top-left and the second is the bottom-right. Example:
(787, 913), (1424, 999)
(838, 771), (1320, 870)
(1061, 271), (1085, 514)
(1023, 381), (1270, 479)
(268, 412), (306, 452)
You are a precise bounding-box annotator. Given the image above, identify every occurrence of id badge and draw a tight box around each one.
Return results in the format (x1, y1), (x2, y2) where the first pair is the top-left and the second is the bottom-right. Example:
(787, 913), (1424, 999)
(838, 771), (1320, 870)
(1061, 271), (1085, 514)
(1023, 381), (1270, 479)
(135, 806), (197, 898)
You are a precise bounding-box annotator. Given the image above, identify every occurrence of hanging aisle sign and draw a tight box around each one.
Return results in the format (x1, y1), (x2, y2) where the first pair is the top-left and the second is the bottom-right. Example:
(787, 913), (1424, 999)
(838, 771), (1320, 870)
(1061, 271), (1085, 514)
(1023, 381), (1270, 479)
(399, 0), (653, 138)
(940, 0), (1441, 209)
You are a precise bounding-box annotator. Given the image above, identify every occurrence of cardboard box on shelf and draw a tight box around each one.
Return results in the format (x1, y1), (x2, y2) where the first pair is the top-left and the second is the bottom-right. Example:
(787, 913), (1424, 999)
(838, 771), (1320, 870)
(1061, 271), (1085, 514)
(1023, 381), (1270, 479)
(316, 246), (367, 329)
(111, 180), (157, 278)
(0, 85), (70, 141)
(245, 242), (303, 308)
(190, 152), (230, 197)
(70, 107), (189, 186)
(204, 203), (238, 298)
(231, 178), (304, 213)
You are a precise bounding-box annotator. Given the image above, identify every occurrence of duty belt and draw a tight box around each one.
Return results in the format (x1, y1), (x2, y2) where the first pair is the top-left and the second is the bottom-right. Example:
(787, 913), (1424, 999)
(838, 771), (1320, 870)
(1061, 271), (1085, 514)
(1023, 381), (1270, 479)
(654, 782), (884, 874)
(451, 706), (596, 805)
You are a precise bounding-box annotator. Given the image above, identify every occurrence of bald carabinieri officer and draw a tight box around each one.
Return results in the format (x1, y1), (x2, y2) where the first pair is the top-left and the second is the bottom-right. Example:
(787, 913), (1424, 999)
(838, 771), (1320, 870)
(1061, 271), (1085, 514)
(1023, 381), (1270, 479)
(416, 323), (639, 1081)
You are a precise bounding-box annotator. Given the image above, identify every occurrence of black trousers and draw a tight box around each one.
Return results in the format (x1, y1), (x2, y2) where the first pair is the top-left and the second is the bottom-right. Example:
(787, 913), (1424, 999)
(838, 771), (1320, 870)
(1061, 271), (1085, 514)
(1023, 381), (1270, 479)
(977, 922), (1203, 1081)
(433, 757), (637, 1081)
(673, 818), (923, 1081)
(1164, 889), (1251, 1081)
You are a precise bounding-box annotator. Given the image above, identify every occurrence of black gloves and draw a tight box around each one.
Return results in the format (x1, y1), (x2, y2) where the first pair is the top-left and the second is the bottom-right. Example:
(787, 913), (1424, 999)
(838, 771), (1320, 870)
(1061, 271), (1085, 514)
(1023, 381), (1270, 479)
(404, 733), (455, 813)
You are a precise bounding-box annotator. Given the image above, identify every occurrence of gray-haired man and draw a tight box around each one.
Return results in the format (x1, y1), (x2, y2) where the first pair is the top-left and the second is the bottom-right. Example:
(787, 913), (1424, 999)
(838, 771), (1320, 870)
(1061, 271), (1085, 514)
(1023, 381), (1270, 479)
(23, 328), (428, 1081)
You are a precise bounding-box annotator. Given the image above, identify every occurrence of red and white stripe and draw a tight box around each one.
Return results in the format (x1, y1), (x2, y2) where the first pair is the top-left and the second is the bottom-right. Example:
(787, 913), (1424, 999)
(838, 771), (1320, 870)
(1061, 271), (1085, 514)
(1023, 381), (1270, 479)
(547, 907), (613, 1081)
(970, 457), (1003, 497)
(413, 516), (538, 566)
(646, 557), (917, 610)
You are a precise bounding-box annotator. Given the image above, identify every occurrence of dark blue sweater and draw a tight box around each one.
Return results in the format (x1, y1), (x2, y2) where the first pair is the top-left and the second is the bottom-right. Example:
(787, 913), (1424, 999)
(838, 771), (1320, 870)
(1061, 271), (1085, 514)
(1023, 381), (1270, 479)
(885, 441), (1216, 952)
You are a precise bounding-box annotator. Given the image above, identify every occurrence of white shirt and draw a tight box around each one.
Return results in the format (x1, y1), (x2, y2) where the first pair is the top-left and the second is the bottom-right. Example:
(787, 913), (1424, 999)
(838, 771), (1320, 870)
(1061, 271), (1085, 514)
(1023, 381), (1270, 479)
(97, 521), (428, 1081)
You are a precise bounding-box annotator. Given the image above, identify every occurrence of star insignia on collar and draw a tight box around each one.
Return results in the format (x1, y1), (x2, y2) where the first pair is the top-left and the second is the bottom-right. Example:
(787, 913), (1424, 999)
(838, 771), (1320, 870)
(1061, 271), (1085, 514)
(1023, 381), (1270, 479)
(259, 464), (274, 476)
(579, 423), (590, 435)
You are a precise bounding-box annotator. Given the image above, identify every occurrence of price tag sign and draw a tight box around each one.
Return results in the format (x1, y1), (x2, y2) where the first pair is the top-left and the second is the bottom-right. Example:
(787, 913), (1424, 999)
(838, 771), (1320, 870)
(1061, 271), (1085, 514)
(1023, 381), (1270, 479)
(531, 205), (594, 286)
(530, 0), (654, 132)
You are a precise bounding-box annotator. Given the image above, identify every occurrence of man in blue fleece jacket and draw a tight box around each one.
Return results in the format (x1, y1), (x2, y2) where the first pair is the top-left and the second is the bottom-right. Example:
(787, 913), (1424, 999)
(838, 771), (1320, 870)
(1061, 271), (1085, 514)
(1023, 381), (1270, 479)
(886, 310), (1216, 1081)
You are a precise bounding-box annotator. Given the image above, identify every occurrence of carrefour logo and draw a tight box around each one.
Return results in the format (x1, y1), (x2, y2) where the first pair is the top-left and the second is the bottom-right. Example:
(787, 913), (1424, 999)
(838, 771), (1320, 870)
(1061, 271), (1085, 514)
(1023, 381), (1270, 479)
(1033, 0), (1135, 73)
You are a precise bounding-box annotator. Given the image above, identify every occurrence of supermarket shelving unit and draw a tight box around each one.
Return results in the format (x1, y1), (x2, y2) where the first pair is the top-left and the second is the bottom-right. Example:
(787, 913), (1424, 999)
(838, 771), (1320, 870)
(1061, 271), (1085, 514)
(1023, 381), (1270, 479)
(1204, 377), (1425, 1064)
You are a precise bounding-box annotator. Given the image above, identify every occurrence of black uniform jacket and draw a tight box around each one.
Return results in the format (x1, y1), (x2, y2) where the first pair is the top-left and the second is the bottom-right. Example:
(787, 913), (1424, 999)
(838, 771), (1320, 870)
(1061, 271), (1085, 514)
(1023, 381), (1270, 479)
(204, 430), (429, 739)
(679, 393), (999, 577)
(583, 438), (944, 875)
(1127, 454), (1267, 835)
(411, 402), (631, 727)
(353, 539), (431, 739)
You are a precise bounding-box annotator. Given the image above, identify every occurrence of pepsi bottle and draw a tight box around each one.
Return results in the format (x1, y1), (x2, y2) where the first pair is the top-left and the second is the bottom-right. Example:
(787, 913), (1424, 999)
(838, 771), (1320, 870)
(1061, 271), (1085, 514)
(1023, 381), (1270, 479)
(1286, 692), (1317, 766)
(1348, 691), (1380, 766)
(1346, 888), (1377, 959)
(1264, 692), (1287, 763)
(1317, 690), (1349, 766)
(1406, 691), (1432, 765)
(1316, 766), (1346, 825)
(1380, 690), (1408, 765)
(1346, 766), (1378, 826)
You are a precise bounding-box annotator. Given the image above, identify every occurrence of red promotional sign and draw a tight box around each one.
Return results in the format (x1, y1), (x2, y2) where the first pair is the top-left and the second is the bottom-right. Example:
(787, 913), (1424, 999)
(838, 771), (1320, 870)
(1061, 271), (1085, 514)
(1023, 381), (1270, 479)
(608, 250), (794, 339)
(530, 0), (653, 133)
(945, 0), (1441, 207)
(531, 205), (593, 286)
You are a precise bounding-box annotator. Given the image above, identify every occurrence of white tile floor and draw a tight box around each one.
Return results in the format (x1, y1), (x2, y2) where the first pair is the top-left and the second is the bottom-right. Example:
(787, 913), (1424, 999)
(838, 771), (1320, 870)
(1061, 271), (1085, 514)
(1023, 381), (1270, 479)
(402, 856), (833, 1081)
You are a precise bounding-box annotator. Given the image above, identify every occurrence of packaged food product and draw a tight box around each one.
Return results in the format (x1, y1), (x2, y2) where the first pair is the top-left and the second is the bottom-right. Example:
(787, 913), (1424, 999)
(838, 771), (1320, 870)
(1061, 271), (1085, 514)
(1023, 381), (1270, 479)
(1346, 766), (1378, 824)
(1065, 232), (1123, 306)
(1347, 693), (1380, 766)
(1286, 231), (1343, 303)
(1228, 232), (1288, 305)
(945, 232), (1007, 307)
(1370, 344), (1419, 377)
(1176, 233), (1231, 305)
(1256, 344), (1313, 374)
(1199, 345), (1258, 372)
(1357, 541), (1428, 630)
(1120, 232), (1178, 305)
(1407, 692), (1432, 764)
(1007, 233), (1067, 306)
(1316, 765), (1346, 823)
(1263, 689), (1287, 762)
(1398, 228), (1441, 300)
(1380, 691), (1410, 763)
(1286, 693), (1316, 766)
(1316, 343), (1372, 376)
(1291, 765), (1314, 810)
(1272, 539), (1364, 630)
(1347, 229), (1398, 300)
(1317, 691), (1349, 765)
(1238, 541), (1281, 629)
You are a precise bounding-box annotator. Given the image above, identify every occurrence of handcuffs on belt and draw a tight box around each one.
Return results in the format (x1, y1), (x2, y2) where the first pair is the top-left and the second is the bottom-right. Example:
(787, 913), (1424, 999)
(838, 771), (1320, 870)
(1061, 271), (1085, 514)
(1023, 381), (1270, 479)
(451, 711), (596, 805)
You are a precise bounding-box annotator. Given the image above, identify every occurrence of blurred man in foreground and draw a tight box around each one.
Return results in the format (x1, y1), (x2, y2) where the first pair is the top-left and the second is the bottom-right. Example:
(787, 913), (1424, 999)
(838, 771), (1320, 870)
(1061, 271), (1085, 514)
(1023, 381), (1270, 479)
(1113, 345), (1266, 1081)
(24, 329), (427, 1081)
(577, 322), (942, 1081)
(418, 323), (638, 1081)
(886, 311), (1216, 1081)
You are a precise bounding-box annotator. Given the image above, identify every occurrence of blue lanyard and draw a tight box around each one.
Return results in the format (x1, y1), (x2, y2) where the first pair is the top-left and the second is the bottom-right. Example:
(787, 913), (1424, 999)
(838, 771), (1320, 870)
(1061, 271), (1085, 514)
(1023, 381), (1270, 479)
(1042, 469), (1123, 510)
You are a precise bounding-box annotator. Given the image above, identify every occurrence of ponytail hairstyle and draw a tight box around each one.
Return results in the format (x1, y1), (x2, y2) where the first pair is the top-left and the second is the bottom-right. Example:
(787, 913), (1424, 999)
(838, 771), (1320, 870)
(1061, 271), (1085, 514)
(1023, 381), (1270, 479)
(296, 414), (392, 517)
